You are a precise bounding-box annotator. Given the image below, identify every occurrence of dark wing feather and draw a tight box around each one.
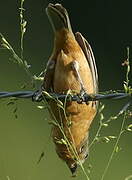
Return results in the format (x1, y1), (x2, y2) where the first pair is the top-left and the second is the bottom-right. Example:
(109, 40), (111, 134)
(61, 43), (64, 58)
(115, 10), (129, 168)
(75, 32), (98, 93)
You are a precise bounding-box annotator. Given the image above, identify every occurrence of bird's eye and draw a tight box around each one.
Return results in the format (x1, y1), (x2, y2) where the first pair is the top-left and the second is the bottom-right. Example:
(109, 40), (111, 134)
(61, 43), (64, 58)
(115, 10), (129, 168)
(79, 143), (89, 159)
(84, 153), (88, 159)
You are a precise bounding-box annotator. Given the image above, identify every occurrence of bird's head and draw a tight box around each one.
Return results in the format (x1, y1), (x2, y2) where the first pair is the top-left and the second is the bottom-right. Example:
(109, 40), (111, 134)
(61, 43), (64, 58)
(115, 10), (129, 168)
(54, 134), (89, 174)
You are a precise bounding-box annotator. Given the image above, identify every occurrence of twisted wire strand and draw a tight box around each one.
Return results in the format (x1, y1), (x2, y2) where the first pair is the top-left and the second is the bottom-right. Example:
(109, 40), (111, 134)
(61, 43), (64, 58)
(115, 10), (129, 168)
(0, 91), (34, 98)
(0, 90), (131, 102)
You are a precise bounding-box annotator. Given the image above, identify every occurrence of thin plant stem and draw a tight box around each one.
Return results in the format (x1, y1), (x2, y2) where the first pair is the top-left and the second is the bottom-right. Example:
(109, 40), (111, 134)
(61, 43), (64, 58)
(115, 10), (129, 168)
(126, 47), (130, 87)
(89, 123), (102, 149)
(20, 0), (26, 59)
(100, 112), (127, 180)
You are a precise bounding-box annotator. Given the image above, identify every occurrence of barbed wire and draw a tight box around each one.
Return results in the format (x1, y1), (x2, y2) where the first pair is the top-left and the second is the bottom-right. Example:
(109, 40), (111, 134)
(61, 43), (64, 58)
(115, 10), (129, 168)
(0, 91), (34, 98)
(0, 90), (131, 103)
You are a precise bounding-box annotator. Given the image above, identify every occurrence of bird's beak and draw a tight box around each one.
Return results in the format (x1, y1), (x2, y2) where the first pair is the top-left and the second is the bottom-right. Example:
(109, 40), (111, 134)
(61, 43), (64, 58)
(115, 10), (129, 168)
(67, 161), (78, 174)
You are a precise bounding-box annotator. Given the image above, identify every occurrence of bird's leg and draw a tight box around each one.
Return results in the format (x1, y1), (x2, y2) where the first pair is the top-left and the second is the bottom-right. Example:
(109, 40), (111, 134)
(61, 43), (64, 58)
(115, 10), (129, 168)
(71, 60), (86, 102)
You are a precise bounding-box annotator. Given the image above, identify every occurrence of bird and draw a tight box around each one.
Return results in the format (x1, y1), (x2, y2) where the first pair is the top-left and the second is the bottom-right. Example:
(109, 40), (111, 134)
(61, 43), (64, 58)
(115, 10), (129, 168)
(43, 3), (98, 175)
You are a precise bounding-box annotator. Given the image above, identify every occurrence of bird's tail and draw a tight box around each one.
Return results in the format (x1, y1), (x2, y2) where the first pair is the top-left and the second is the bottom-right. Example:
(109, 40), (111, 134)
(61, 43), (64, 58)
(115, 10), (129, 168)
(46, 3), (72, 33)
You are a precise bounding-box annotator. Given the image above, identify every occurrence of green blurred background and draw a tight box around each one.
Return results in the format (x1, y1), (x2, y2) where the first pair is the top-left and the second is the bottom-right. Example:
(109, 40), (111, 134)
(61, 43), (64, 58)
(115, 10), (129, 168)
(0, 0), (132, 180)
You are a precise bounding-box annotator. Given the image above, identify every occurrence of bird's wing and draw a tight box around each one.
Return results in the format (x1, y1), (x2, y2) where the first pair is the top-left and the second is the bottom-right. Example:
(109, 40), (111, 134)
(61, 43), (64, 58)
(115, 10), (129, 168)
(75, 32), (98, 93)
(43, 59), (56, 92)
